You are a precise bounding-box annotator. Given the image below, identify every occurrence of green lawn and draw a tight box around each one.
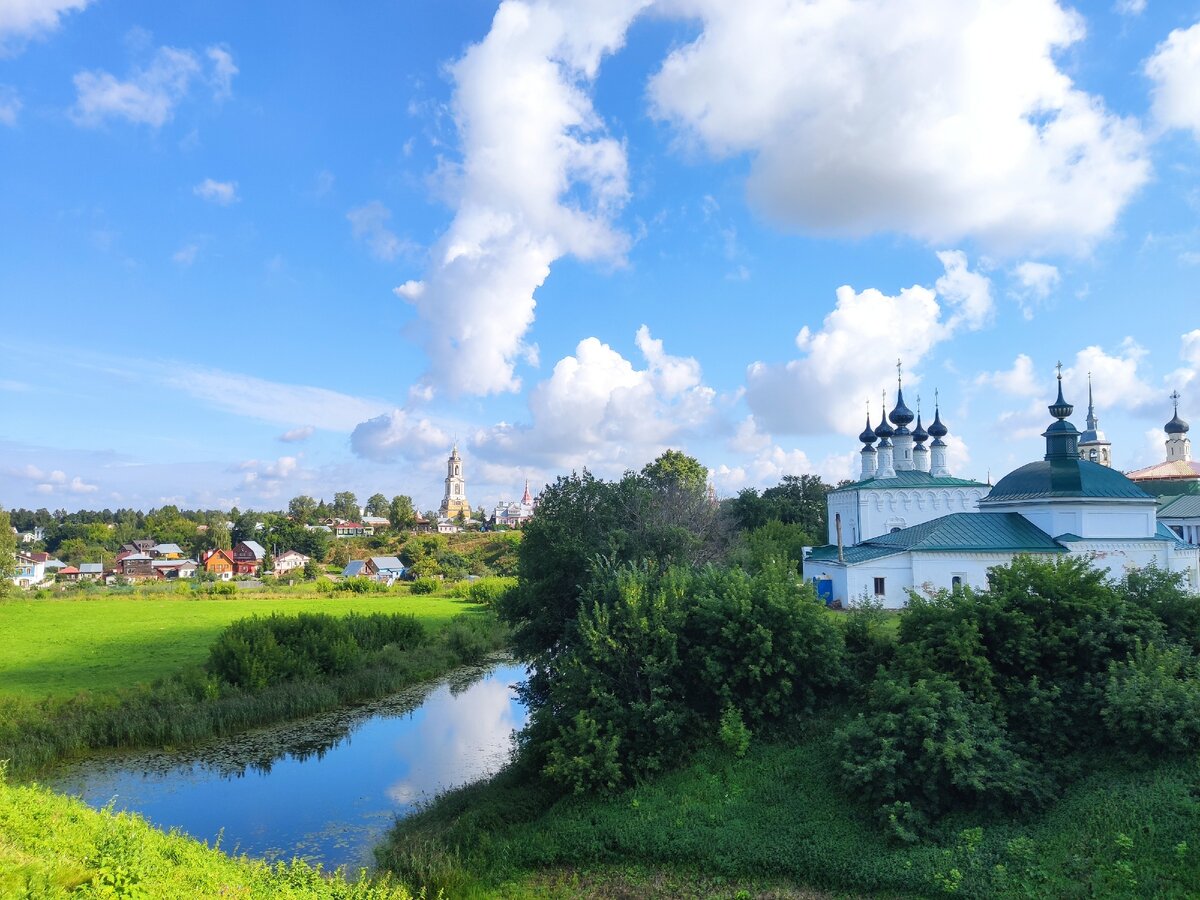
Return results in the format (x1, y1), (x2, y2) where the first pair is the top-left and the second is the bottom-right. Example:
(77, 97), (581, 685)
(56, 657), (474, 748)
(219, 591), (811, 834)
(0, 592), (481, 700)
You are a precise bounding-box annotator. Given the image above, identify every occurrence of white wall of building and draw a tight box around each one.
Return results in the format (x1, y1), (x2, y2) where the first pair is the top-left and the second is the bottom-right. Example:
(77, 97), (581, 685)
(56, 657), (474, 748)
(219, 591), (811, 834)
(826, 486), (989, 545)
(982, 498), (1157, 540)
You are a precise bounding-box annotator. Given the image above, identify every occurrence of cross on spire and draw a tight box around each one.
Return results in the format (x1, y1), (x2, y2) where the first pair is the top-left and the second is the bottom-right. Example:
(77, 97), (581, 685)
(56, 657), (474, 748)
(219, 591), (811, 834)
(1171, 390), (1181, 410)
(1055, 360), (1063, 380)
(897, 358), (903, 385)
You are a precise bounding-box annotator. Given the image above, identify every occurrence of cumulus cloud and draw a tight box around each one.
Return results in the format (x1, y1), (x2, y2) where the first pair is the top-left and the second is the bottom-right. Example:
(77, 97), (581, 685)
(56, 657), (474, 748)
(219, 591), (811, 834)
(236, 456), (307, 498)
(72, 43), (236, 127)
(1115, 0), (1146, 14)
(648, 0), (1148, 254)
(744, 251), (990, 436)
(7, 462), (97, 495)
(1146, 21), (1200, 141)
(0, 85), (21, 125)
(472, 325), (715, 474)
(193, 178), (238, 205)
(1011, 261), (1061, 318)
(396, 0), (649, 396)
(976, 353), (1041, 398)
(350, 409), (450, 463)
(0, 0), (91, 54)
(348, 201), (414, 261)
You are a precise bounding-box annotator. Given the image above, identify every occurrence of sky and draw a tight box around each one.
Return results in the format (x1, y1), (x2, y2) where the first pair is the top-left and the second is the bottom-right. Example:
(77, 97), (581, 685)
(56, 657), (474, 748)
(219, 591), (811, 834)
(1, 0), (1199, 515)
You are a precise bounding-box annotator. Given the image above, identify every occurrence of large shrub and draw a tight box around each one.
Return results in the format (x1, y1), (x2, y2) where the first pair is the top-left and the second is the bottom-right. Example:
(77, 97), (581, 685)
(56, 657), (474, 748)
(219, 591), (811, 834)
(1102, 641), (1200, 753)
(530, 561), (844, 794)
(836, 673), (1052, 838)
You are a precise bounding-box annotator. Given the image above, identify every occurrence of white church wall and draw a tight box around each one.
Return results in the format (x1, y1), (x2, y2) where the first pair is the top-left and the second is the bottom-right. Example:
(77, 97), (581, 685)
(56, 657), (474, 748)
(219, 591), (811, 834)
(828, 485), (989, 545)
(910, 553), (1021, 596)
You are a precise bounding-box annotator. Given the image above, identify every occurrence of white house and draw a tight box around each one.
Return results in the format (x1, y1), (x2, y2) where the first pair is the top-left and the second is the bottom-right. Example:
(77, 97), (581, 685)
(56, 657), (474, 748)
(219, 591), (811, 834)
(12, 552), (46, 587)
(274, 550), (310, 576)
(805, 376), (1200, 608)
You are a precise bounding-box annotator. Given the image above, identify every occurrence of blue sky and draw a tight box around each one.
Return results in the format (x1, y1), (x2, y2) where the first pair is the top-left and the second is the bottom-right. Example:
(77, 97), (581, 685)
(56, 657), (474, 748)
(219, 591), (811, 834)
(2, 0), (1199, 514)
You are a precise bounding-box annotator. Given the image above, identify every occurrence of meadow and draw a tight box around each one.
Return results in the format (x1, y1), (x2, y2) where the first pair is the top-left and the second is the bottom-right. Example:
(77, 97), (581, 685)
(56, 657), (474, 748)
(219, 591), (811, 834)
(0, 589), (478, 700)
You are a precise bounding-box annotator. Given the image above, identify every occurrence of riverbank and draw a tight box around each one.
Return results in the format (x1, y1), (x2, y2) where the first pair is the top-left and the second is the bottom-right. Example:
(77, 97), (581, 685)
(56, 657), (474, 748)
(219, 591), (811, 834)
(0, 595), (507, 777)
(381, 716), (1200, 898)
(0, 772), (414, 899)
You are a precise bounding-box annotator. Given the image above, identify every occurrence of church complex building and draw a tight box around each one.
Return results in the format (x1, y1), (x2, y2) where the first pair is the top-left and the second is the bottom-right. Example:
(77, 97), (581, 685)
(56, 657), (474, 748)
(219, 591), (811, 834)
(805, 370), (1200, 609)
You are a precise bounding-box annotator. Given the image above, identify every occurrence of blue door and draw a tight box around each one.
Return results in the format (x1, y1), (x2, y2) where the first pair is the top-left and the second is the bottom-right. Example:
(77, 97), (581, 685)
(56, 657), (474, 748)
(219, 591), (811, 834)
(813, 577), (834, 606)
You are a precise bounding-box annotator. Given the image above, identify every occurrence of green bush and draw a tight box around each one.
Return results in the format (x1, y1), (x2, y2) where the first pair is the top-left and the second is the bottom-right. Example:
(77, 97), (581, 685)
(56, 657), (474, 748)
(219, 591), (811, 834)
(717, 703), (751, 758)
(410, 578), (437, 595)
(207, 613), (364, 688)
(337, 575), (387, 594)
(1102, 641), (1200, 753)
(835, 673), (1051, 836)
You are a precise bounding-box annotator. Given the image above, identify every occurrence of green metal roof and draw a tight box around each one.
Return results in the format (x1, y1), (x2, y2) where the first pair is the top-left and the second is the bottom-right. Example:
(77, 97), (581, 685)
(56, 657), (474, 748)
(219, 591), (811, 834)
(1158, 495), (1200, 519)
(806, 513), (1066, 566)
(831, 469), (989, 494)
(982, 458), (1152, 503)
(1054, 524), (1188, 546)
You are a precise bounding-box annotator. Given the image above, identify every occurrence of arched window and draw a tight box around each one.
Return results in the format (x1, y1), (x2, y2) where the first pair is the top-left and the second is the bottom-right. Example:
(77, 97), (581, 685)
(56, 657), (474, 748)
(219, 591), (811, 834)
(951, 575), (963, 589)
(890, 527), (901, 533)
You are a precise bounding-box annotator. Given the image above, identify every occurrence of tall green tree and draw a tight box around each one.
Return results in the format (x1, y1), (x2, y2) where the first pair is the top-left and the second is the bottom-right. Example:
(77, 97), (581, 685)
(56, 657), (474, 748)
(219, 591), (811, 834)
(332, 491), (359, 521)
(388, 495), (416, 530)
(288, 495), (318, 524)
(641, 449), (709, 493)
(365, 493), (389, 517)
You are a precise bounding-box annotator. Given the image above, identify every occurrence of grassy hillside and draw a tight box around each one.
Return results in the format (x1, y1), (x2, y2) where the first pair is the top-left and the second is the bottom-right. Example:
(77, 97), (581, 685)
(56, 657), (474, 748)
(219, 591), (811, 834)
(383, 717), (1200, 898)
(0, 592), (480, 699)
(0, 772), (412, 899)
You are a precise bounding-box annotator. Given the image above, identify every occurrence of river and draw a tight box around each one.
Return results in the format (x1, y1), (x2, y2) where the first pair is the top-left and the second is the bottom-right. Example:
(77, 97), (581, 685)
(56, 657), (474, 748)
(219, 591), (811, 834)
(44, 660), (527, 871)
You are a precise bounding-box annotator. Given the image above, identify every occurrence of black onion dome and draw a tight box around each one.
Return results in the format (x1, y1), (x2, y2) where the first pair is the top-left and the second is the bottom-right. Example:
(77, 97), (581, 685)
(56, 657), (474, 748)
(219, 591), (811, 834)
(874, 411), (894, 439)
(912, 413), (929, 443)
(1166, 409), (1189, 435)
(859, 414), (878, 445)
(927, 406), (948, 438)
(889, 386), (914, 427)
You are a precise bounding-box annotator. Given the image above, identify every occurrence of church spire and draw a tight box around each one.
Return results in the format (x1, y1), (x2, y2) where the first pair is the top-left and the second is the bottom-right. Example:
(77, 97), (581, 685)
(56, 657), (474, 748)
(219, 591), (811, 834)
(1043, 363), (1081, 461)
(1078, 371), (1112, 467)
(1165, 390), (1192, 463)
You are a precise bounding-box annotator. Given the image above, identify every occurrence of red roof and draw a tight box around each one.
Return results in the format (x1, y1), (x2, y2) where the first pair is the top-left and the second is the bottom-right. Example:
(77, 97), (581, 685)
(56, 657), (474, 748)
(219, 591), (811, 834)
(338, 522), (362, 528)
(59, 566), (80, 574)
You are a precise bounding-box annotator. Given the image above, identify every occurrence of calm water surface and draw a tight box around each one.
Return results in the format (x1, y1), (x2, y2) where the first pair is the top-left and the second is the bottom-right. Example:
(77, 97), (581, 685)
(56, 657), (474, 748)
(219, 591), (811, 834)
(45, 661), (527, 870)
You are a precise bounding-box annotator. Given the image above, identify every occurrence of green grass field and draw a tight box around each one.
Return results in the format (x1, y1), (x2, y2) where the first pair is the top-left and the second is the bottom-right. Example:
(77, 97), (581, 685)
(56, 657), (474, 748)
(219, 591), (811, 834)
(0, 592), (481, 700)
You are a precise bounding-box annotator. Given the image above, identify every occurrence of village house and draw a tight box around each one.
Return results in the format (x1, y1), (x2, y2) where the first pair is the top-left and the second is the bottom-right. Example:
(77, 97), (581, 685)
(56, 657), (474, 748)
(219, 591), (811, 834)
(341, 559), (368, 578)
(200, 548), (235, 580)
(232, 540), (266, 575)
(273, 550), (309, 576)
(332, 521), (374, 538)
(364, 556), (406, 583)
(362, 515), (390, 530)
(153, 559), (198, 579)
(57, 565), (81, 582)
(78, 563), (104, 581)
(150, 543), (184, 559)
(12, 552), (46, 587)
(119, 552), (154, 579)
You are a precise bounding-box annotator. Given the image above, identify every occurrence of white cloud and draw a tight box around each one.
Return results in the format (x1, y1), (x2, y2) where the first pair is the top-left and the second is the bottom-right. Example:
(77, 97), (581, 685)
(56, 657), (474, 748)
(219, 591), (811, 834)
(71, 43), (235, 127)
(1146, 21), (1200, 141)
(0, 0), (91, 54)
(397, 0), (649, 397)
(236, 456), (307, 498)
(976, 353), (1041, 398)
(744, 251), (989, 435)
(936, 250), (994, 331)
(1011, 260), (1061, 318)
(348, 201), (413, 261)
(350, 409), (450, 463)
(0, 85), (21, 125)
(278, 425), (315, 443)
(1115, 0), (1146, 14)
(193, 178), (238, 205)
(206, 45), (237, 101)
(7, 462), (97, 495)
(68, 476), (97, 494)
(1014, 262), (1061, 297)
(648, 0), (1148, 253)
(162, 365), (389, 432)
(471, 326), (715, 475)
(172, 243), (199, 266)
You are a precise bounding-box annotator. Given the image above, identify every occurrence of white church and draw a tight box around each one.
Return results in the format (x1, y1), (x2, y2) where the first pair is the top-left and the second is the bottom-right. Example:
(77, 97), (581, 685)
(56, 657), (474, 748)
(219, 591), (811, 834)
(805, 372), (1200, 608)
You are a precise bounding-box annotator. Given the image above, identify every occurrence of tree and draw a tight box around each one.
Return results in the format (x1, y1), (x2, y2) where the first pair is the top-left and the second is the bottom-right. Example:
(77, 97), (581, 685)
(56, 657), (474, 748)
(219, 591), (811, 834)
(261, 547), (274, 576)
(288, 495), (318, 524)
(328, 541), (350, 568)
(365, 493), (389, 517)
(388, 495), (416, 531)
(641, 449), (709, 494)
(332, 491), (359, 521)
(209, 520), (232, 551)
(0, 509), (16, 598)
(303, 557), (321, 580)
